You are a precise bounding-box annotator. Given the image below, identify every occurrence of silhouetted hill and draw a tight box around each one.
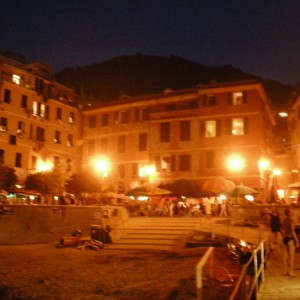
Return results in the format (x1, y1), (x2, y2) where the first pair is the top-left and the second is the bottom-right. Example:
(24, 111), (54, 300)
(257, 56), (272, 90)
(54, 54), (293, 109)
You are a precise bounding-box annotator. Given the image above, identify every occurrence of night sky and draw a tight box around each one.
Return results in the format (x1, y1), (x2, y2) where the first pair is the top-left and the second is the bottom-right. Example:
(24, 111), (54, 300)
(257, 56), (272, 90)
(1, 0), (300, 85)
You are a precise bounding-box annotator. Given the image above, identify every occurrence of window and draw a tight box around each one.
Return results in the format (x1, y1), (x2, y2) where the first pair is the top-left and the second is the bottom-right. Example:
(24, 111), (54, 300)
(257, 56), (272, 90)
(12, 74), (21, 85)
(10, 135), (16, 145)
(189, 100), (199, 109)
(88, 140), (95, 155)
(161, 155), (176, 172)
(132, 163), (138, 177)
(32, 156), (37, 170)
(205, 120), (219, 137)
(180, 121), (191, 141)
(54, 130), (61, 144)
(67, 134), (73, 147)
(36, 127), (45, 142)
(45, 105), (50, 119)
(114, 111), (119, 124)
(231, 118), (246, 135)
(21, 95), (27, 108)
(17, 121), (25, 136)
(179, 155), (190, 171)
(54, 156), (61, 169)
(138, 133), (147, 151)
(102, 114), (109, 126)
(134, 108), (140, 122)
(89, 116), (96, 128)
(100, 138), (108, 153)
(230, 91), (247, 105)
(120, 110), (130, 124)
(69, 111), (76, 123)
(32, 102), (45, 117)
(15, 153), (22, 167)
(141, 108), (150, 121)
(160, 122), (170, 142)
(206, 151), (215, 168)
(118, 165), (125, 178)
(66, 158), (72, 172)
(4, 89), (11, 103)
(0, 118), (8, 132)
(117, 136), (126, 153)
(203, 94), (216, 107)
(56, 107), (62, 120)
(0, 149), (5, 164)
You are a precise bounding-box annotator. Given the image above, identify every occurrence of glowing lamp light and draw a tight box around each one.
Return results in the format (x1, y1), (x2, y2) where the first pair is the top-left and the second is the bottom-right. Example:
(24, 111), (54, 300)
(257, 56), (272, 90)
(219, 194), (227, 201)
(258, 159), (271, 171)
(53, 196), (59, 201)
(226, 155), (245, 172)
(92, 156), (111, 177)
(139, 165), (156, 178)
(29, 195), (35, 201)
(245, 195), (254, 202)
(36, 158), (53, 172)
(278, 112), (288, 118)
(273, 168), (282, 176)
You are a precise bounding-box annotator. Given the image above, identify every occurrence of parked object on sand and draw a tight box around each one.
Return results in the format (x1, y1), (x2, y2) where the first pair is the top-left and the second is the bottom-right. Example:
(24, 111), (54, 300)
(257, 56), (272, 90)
(58, 229), (82, 247)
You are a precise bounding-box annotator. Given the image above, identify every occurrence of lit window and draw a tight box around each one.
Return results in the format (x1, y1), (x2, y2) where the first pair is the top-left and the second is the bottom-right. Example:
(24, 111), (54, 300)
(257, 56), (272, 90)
(205, 120), (217, 137)
(232, 92), (244, 105)
(232, 118), (245, 135)
(12, 74), (21, 85)
(69, 112), (76, 123)
(67, 134), (73, 147)
(33, 101), (38, 116)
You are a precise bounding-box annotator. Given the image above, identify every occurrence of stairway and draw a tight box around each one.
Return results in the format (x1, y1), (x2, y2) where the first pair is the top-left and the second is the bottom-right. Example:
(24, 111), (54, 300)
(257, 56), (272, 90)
(107, 217), (200, 251)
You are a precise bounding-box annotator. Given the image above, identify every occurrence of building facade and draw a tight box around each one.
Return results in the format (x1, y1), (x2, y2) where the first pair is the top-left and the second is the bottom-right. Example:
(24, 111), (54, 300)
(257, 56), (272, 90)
(0, 54), (82, 183)
(82, 80), (275, 199)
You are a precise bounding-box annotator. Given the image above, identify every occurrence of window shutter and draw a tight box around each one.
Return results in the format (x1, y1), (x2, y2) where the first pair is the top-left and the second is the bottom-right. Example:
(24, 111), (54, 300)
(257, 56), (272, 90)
(200, 122), (204, 137)
(228, 92), (233, 105)
(243, 91), (248, 103)
(216, 120), (221, 136)
(171, 155), (176, 171)
(227, 119), (232, 135)
(244, 117), (249, 134)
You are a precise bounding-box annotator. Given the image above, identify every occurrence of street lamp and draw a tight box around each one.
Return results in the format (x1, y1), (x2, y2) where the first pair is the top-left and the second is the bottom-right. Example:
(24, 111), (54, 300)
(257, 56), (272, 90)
(92, 156), (111, 178)
(226, 154), (245, 182)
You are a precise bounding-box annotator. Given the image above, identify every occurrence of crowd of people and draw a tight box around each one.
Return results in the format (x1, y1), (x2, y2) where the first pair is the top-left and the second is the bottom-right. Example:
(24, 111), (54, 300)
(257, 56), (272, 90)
(132, 196), (233, 217)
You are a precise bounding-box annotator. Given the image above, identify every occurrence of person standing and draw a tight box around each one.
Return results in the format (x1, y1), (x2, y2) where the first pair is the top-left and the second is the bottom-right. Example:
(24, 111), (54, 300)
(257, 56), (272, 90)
(281, 207), (300, 276)
(269, 207), (281, 249)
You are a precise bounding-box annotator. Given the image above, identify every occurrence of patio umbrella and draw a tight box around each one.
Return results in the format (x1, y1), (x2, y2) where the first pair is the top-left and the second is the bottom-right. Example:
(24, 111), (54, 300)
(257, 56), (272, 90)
(125, 187), (148, 197)
(148, 188), (172, 196)
(288, 182), (300, 189)
(160, 178), (200, 198)
(201, 177), (235, 194)
(224, 185), (258, 197)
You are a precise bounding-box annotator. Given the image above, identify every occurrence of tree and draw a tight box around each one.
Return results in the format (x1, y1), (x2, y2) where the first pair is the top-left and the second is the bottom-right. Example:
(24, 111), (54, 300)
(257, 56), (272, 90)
(0, 165), (18, 191)
(25, 171), (65, 195)
(65, 171), (103, 195)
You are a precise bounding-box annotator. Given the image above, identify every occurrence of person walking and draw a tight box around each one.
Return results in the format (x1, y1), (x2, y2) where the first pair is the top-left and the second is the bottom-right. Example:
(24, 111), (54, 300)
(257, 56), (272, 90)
(269, 207), (281, 249)
(281, 207), (300, 276)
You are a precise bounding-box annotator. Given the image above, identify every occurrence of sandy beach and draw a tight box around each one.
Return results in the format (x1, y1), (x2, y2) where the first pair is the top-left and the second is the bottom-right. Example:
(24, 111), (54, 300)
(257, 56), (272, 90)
(0, 243), (240, 300)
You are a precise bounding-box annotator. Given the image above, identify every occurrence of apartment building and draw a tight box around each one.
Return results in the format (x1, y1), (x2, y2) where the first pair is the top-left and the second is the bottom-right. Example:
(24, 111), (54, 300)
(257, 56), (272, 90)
(82, 80), (275, 197)
(0, 54), (82, 184)
(288, 88), (300, 183)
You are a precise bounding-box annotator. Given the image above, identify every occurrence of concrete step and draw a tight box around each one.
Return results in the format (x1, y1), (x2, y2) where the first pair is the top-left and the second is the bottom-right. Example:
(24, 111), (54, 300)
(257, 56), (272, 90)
(108, 217), (199, 251)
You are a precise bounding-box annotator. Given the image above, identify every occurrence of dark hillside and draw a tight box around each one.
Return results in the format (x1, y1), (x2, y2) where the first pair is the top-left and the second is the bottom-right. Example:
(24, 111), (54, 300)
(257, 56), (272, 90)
(54, 54), (292, 109)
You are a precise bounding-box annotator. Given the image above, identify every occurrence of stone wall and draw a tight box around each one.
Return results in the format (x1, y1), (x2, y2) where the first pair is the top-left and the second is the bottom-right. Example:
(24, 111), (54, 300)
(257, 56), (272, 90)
(0, 205), (129, 245)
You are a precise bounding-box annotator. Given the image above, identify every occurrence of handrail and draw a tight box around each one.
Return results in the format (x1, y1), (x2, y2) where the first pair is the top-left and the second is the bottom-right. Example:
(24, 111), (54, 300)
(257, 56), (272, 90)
(228, 239), (267, 300)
